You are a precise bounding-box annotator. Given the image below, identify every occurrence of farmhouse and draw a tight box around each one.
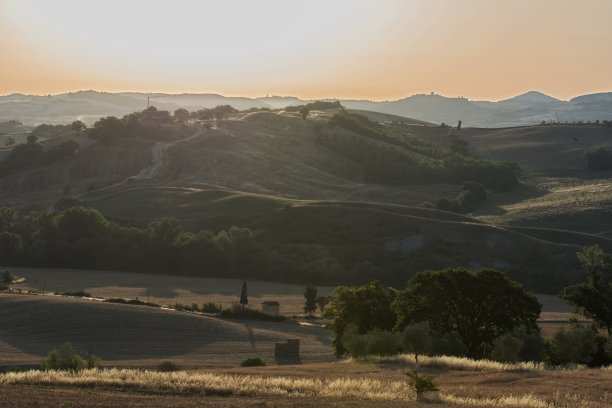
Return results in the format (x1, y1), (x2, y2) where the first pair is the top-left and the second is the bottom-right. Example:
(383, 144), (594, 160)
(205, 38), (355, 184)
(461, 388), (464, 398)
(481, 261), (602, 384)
(262, 300), (280, 315)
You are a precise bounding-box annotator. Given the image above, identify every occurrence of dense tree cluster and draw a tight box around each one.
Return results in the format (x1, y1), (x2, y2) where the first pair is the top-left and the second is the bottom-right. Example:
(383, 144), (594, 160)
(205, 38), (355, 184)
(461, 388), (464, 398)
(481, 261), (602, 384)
(88, 107), (177, 145)
(324, 268), (541, 359)
(0, 206), (256, 278)
(582, 147), (612, 171)
(320, 112), (518, 190)
(0, 136), (79, 177)
(284, 100), (342, 113)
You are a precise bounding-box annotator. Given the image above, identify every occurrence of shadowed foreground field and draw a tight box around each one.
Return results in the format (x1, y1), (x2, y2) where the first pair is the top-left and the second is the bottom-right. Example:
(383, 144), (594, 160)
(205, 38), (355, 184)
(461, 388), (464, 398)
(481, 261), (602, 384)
(0, 294), (334, 369)
(1, 362), (610, 407)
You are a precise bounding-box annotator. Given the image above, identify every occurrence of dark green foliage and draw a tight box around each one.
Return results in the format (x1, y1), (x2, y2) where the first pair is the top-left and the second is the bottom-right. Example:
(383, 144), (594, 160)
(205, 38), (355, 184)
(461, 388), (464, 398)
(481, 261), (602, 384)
(70, 120), (86, 134)
(0, 136), (79, 177)
(1, 270), (15, 283)
(157, 360), (180, 372)
(62, 291), (93, 297)
(560, 245), (612, 334)
(548, 324), (597, 365)
(393, 268), (541, 358)
(341, 325), (402, 358)
(303, 284), (317, 315)
(218, 303), (286, 322)
(201, 302), (223, 313)
(240, 357), (266, 367)
(402, 322), (433, 364)
(240, 281), (248, 308)
(324, 281), (397, 356)
(405, 369), (439, 401)
(490, 332), (524, 363)
(89, 107), (175, 145)
(105, 298), (160, 307)
(582, 147), (612, 171)
(284, 100), (342, 112)
(0, 205), (257, 280)
(319, 112), (518, 190)
(41, 343), (99, 372)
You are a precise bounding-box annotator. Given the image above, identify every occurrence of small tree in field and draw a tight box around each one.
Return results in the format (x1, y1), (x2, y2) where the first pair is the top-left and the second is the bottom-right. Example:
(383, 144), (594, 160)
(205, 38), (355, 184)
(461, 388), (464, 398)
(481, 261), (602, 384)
(42, 343), (99, 371)
(405, 369), (438, 401)
(240, 281), (248, 310)
(402, 321), (432, 364)
(304, 285), (317, 316)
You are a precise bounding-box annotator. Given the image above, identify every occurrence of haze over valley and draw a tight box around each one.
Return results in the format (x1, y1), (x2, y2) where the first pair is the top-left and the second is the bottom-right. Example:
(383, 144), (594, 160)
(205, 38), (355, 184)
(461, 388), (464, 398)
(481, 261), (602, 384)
(2, 1), (612, 407)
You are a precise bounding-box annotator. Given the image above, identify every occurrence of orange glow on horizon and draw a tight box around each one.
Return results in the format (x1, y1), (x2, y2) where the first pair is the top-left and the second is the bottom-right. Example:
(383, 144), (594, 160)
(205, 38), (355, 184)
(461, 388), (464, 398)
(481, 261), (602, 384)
(1, 0), (612, 101)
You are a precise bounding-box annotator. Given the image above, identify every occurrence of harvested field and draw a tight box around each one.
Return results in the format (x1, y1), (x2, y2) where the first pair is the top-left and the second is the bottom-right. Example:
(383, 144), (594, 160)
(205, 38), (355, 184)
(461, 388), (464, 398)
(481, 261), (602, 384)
(8, 267), (335, 316)
(0, 294), (334, 369)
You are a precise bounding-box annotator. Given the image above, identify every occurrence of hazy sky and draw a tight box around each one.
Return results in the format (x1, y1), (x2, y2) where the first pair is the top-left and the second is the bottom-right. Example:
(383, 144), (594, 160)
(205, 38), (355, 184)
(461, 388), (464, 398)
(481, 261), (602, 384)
(1, 0), (612, 101)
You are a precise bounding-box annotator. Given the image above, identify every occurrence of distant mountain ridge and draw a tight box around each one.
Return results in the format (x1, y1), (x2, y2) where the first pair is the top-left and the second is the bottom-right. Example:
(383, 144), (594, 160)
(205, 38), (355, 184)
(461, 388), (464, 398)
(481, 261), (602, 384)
(1, 90), (611, 127)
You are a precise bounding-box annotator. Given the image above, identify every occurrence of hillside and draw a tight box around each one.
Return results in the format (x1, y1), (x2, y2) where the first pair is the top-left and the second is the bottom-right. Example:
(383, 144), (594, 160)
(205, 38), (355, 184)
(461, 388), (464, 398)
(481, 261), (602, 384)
(0, 108), (610, 293)
(0, 293), (333, 369)
(3, 90), (612, 127)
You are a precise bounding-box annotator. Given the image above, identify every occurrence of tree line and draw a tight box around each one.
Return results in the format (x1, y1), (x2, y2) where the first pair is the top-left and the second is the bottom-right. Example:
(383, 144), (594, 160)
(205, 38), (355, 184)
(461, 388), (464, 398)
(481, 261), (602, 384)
(324, 245), (612, 366)
(0, 206), (256, 278)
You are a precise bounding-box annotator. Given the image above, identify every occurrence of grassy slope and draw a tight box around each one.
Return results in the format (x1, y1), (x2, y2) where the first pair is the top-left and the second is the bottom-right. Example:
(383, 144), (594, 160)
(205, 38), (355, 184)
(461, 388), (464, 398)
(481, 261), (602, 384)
(464, 125), (612, 235)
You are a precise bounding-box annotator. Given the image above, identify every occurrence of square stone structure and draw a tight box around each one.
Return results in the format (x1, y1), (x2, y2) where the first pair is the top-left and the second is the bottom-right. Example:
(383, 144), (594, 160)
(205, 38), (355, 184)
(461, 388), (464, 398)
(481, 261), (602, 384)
(262, 300), (280, 315)
(274, 338), (300, 360)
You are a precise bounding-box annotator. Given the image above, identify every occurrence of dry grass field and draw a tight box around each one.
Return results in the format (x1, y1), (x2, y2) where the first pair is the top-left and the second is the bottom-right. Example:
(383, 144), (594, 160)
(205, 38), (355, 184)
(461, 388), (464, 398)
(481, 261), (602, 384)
(9, 267), (335, 316)
(1, 360), (610, 407)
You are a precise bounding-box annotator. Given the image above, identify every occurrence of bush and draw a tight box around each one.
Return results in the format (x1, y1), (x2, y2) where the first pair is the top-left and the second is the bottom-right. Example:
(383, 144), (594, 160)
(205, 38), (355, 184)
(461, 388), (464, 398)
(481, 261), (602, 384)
(41, 343), (97, 372)
(402, 322), (432, 364)
(218, 303), (286, 322)
(605, 336), (612, 359)
(1, 270), (15, 284)
(62, 291), (92, 297)
(341, 325), (402, 358)
(157, 360), (180, 372)
(430, 332), (468, 357)
(405, 369), (439, 401)
(490, 333), (523, 363)
(240, 357), (266, 367)
(548, 324), (597, 365)
(202, 302), (223, 313)
(582, 147), (612, 171)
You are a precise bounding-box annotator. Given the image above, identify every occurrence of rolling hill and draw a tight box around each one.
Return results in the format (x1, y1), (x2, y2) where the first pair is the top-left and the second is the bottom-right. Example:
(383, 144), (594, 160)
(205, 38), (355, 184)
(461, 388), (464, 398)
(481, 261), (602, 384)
(3, 90), (612, 127)
(0, 107), (610, 293)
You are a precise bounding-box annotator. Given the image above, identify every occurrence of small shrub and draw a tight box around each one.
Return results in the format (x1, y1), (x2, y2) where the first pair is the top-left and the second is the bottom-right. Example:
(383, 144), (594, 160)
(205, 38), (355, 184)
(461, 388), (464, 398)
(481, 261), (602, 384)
(218, 304), (286, 322)
(191, 303), (199, 312)
(42, 343), (86, 372)
(105, 298), (127, 304)
(240, 357), (266, 367)
(62, 291), (92, 297)
(84, 352), (101, 369)
(1, 270), (15, 284)
(157, 360), (180, 372)
(202, 302), (223, 313)
(405, 369), (439, 401)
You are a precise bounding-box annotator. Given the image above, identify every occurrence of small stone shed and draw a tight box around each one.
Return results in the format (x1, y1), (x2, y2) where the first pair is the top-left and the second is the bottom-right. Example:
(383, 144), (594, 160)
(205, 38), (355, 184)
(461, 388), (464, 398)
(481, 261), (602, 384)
(261, 300), (280, 315)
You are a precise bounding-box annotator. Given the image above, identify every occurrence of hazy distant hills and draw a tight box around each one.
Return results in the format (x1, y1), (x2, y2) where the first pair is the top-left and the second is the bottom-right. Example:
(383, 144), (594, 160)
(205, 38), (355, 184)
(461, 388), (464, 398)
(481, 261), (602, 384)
(1, 90), (611, 127)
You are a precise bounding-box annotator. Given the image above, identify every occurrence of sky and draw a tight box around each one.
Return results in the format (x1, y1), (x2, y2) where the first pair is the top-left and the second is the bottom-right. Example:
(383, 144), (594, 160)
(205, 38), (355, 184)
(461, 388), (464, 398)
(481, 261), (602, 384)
(1, 0), (612, 101)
